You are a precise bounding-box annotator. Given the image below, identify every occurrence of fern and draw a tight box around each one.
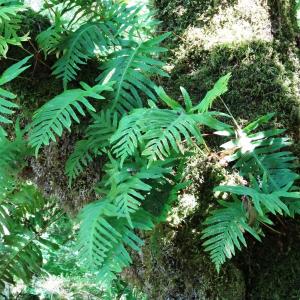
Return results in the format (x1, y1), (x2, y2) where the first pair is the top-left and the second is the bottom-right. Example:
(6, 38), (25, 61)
(221, 126), (298, 190)
(202, 113), (300, 271)
(97, 33), (170, 113)
(96, 158), (172, 224)
(65, 109), (118, 185)
(0, 0), (29, 57)
(0, 183), (60, 290)
(43, 0), (147, 88)
(29, 81), (114, 155)
(215, 183), (298, 217)
(77, 156), (176, 283)
(36, 14), (65, 57)
(201, 200), (261, 272)
(76, 75), (232, 283)
(45, 0), (145, 34)
(192, 73), (231, 113)
(111, 86), (232, 165)
(78, 200), (153, 286)
(52, 23), (114, 89)
(0, 56), (31, 128)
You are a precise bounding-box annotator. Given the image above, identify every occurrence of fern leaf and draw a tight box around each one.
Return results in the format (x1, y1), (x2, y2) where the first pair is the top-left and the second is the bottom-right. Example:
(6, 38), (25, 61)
(221, 126), (298, 189)
(97, 33), (169, 113)
(201, 200), (261, 272)
(0, 0), (29, 57)
(0, 183), (59, 290)
(0, 233), (43, 289)
(111, 108), (203, 164)
(99, 159), (171, 226)
(29, 81), (114, 155)
(0, 56), (31, 126)
(192, 73), (231, 113)
(78, 200), (153, 286)
(215, 184), (299, 216)
(142, 111), (203, 162)
(36, 15), (65, 57)
(52, 22), (113, 89)
(110, 108), (147, 165)
(65, 109), (118, 184)
(111, 83), (232, 165)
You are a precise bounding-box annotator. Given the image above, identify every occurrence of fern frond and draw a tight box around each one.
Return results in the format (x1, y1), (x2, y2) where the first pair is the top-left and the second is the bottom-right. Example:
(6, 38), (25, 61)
(0, 124), (28, 173)
(221, 125), (299, 190)
(214, 184), (299, 217)
(203, 112), (300, 271)
(202, 200), (261, 272)
(111, 79), (232, 165)
(0, 182), (60, 290)
(111, 108), (229, 165)
(65, 109), (118, 184)
(78, 200), (153, 286)
(0, 0), (29, 57)
(110, 108), (147, 165)
(98, 158), (171, 225)
(141, 111), (203, 162)
(192, 73), (231, 113)
(52, 22), (113, 89)
(0, 233), (43, 289)
(29, 81), (114, 155)
(0, 56), (31, 127)
(36, 15), (65, 57)
(97, 33), (169, 113)
(97, 209), (154, 286)
(46, 0), (145, 36)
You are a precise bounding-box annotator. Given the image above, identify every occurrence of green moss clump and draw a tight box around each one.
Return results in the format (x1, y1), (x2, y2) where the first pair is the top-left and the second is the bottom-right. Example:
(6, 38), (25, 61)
(123, 219), (246, 300)
(155, 0), (300, 131)
(170, 41), (300, 129)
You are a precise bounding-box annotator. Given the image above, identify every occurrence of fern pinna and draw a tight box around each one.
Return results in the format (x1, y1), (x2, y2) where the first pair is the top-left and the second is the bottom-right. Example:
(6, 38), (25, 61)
(202, 112), (300, 272)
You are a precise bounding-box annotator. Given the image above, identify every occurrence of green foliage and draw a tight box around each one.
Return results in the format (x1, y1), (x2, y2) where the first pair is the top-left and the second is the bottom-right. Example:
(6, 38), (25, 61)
(1, 0), (299, 297)
(65, 109), (118, 184)
(0, 179), (61, 290)
(0, 56), (31, 127)
(74, 76), (231, 285)
(202, 113), (300, 271)
(39, 0), (153, 89)
(202, 200), (261, 272)
(0, 0), (29, 57)
(111, 85), (231, 165)
(97, 33), (170, 112)
(29, 81), (114, 155)
(52, 22), (113, 89)
(78, 200), (154, 286)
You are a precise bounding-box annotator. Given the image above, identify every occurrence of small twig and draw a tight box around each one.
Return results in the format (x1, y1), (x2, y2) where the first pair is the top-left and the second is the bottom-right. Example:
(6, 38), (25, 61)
(261, 222), (283, 235)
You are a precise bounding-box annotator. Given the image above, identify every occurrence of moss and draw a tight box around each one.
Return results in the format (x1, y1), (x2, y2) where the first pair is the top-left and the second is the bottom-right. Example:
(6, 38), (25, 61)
(155, 0), (300, 129)
(235, 218), (300, 299)
(124, 219), (246, 300)
(169, 41), (300, 130)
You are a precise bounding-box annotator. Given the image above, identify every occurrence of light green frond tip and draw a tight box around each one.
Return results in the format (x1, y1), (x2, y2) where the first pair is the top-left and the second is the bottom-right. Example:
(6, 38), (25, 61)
(193, 73), (231, 113)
